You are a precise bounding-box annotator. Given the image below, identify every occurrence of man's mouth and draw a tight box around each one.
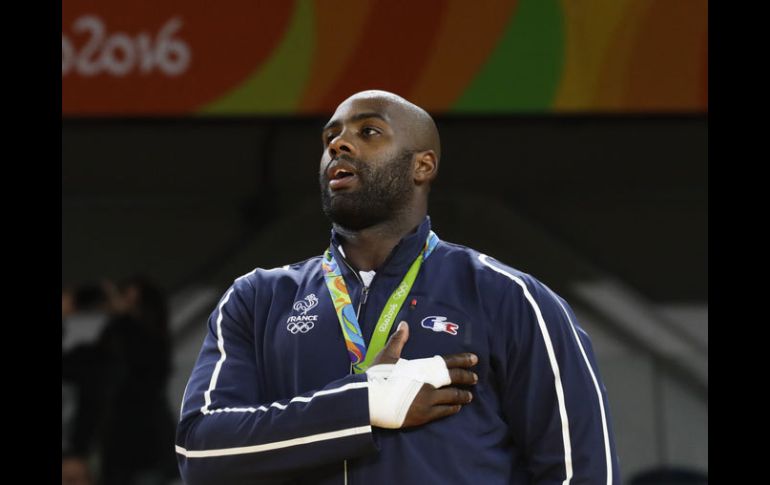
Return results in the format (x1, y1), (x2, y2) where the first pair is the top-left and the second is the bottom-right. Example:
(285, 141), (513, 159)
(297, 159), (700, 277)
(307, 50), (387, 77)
(327, 164), (359, 191)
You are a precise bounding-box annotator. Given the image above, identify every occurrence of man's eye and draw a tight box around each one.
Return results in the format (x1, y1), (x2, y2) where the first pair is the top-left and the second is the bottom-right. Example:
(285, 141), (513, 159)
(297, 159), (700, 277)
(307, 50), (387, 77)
(361, 127), (379, 137)
(324, 133), (337, 145)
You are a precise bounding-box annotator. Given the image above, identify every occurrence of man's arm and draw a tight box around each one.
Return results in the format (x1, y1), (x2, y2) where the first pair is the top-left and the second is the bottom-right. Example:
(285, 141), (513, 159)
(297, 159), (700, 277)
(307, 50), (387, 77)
(175, 278), (375, 484)
(485, 261), (621, 484)
(176, 278), (477, 484)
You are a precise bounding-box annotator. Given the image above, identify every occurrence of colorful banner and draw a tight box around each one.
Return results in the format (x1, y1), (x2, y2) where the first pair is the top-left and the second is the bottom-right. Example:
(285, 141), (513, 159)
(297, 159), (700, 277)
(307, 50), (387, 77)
(62, 0), (708, 116)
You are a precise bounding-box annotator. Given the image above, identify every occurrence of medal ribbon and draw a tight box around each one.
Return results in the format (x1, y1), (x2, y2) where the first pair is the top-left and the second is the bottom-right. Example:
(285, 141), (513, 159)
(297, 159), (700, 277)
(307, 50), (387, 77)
(322, 231), (439, 373)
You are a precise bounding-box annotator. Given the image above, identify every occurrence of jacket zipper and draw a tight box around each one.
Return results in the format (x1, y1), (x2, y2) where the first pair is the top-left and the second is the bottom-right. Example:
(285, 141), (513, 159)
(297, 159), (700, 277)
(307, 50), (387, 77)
(338, 253), (372, 320)
(358, 286), (370, 317)
(338, 252), (367, 485)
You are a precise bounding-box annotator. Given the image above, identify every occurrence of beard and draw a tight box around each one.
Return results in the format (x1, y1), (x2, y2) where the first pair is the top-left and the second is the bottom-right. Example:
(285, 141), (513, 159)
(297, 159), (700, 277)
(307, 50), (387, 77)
(320, 149), (414, 231)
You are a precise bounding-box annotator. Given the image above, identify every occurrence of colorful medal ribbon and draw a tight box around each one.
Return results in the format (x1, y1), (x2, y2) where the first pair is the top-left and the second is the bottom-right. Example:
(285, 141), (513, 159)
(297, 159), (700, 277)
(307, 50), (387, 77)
(322, 231), (439, 374)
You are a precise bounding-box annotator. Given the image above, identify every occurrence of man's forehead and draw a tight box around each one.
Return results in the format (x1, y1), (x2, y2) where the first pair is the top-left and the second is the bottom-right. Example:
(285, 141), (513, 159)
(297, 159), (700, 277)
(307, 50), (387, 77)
(328, 95), (404, 124)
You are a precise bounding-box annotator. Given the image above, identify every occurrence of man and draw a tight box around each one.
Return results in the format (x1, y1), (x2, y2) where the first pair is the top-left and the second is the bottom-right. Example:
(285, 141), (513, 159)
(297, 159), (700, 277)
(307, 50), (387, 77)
(176, 90), (620, 484)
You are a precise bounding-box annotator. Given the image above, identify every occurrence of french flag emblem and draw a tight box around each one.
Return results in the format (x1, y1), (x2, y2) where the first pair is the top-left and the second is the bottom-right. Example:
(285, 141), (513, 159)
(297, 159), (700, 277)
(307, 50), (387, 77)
(421, 316), (459, 335)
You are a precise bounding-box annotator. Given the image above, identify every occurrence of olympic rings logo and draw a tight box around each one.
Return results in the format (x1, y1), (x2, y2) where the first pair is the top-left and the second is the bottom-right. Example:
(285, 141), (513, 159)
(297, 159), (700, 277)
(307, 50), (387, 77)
(287, 320), (315, 334)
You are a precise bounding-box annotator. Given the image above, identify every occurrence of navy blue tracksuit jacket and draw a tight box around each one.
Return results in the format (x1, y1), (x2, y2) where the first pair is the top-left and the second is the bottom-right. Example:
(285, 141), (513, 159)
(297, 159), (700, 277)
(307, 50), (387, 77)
(176, 217), (620, 484)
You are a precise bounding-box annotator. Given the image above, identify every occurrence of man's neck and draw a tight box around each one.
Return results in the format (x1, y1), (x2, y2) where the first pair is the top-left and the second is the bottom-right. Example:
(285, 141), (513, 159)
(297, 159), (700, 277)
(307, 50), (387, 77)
(334, 212), (425, 271)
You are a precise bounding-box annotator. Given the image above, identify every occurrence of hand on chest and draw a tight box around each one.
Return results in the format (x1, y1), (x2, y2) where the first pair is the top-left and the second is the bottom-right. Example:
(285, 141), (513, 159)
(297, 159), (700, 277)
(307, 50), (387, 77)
(368, 292), (475, 360)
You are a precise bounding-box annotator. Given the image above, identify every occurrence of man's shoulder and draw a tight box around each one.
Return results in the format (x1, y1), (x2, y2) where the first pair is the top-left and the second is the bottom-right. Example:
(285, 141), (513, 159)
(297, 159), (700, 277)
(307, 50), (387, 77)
(435, 241), (569, 326)
(435, 240), (544, 293)
(230, 255), (324, 290)
(435, 240), (526, 277)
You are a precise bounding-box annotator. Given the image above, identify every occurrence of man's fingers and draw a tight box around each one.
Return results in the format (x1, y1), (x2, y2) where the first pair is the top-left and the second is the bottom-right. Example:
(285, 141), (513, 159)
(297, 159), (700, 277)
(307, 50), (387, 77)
(448, 368), (478, 386)
(383, 321), (409, 358)
(442, 352), (478, 369)
(427, 404), (463, 421)
(430, 387), (473, 405)
(403, 385), (472, 427)
(370, 322), (411, 366)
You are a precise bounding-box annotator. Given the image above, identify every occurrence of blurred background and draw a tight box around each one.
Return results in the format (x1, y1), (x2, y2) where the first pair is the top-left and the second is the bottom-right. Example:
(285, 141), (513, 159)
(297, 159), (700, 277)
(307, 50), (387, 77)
(61, 1), (707, 484)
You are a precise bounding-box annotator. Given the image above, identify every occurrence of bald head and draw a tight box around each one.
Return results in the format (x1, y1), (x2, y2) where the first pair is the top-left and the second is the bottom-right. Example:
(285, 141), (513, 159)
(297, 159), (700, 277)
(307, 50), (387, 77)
(320, 90), (441, 233)
(339, 90), (441, 162)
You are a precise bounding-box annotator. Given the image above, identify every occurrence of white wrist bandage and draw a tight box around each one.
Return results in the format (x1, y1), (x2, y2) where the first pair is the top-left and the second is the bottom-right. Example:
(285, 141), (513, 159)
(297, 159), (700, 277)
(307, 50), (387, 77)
(365, 363), (394, 380)
(391, 356), (451, 388)
(366, 373), (423, 429)
(366, 356), (451, 429)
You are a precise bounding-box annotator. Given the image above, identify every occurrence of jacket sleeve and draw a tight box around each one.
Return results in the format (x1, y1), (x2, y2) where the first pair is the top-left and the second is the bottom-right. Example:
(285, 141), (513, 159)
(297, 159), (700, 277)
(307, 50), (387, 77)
(494, 271), (621, 484)
(176, 277), (377, 485)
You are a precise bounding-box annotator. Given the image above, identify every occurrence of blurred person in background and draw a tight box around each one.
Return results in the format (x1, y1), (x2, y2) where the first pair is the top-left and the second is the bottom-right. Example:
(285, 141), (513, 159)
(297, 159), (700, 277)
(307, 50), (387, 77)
(63, 277), (178, 485)
(62, 452), (94, 485)
(62, 283), (112, 457)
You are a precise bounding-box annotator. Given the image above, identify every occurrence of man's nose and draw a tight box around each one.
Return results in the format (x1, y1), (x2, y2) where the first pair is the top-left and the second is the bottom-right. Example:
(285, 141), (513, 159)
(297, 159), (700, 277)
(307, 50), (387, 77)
(328, 133), (355, 159)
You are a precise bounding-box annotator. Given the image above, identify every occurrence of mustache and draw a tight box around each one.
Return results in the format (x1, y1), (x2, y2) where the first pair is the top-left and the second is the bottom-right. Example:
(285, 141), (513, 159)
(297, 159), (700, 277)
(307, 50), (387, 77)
(323, 154), (366, 178)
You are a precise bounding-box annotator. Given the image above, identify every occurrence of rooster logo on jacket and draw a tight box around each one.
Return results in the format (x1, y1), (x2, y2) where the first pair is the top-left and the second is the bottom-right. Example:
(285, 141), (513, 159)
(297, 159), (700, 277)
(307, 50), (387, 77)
(293, 294), (318, 315)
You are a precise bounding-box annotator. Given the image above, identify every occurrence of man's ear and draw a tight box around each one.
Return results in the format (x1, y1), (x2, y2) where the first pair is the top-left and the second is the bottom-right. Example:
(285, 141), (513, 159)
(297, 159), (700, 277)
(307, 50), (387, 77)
(413, 150), (438, 184)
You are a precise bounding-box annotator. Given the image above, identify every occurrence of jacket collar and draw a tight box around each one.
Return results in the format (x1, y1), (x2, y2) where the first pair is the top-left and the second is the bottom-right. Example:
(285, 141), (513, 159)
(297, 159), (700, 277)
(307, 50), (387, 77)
(329, 216), (432, 278)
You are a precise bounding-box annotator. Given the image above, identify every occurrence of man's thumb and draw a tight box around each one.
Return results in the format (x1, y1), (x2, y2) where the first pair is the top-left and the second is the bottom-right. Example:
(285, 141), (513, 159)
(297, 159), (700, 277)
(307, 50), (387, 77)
(385, 321), (409, 357)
